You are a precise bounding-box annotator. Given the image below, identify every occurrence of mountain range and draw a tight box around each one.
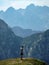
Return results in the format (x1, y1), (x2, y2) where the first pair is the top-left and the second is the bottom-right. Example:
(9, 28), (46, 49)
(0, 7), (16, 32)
(0, 19), (49, 65)
(0, 4), (49, 31)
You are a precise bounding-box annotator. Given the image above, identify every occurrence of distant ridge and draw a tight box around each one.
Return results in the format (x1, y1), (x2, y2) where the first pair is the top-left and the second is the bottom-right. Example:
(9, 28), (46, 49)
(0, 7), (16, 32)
(12, 26), (40, 38)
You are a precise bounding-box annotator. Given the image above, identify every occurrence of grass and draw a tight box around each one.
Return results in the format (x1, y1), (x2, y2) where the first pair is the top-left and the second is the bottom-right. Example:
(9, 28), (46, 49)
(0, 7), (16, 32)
(0, 58), (47, 65)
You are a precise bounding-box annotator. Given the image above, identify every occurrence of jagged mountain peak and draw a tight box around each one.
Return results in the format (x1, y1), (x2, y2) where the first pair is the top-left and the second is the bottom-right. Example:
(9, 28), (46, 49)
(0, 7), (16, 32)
(5, 7), (16, 14)
(6, 7), (16, 11)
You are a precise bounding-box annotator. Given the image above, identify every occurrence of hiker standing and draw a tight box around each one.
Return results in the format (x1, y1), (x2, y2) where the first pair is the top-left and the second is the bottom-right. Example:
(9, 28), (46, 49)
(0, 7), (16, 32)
(20, 46), (24, 60)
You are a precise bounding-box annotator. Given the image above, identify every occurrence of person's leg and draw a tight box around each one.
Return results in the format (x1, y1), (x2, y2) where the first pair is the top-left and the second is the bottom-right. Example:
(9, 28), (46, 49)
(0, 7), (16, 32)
(21, 53), (23, 60)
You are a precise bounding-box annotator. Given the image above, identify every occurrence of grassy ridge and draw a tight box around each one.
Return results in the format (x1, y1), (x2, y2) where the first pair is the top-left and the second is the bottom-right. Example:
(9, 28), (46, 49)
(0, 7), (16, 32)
(0, 58), (47, 65)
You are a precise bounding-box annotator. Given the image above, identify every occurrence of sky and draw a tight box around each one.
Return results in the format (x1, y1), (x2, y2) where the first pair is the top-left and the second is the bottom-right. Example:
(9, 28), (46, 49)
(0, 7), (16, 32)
(0, 0), (49, 11)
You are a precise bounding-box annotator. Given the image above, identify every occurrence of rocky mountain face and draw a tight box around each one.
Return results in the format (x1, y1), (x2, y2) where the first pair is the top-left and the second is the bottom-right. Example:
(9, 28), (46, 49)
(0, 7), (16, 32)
(23, 30), (49, 64)
(0, 19), (23, 60)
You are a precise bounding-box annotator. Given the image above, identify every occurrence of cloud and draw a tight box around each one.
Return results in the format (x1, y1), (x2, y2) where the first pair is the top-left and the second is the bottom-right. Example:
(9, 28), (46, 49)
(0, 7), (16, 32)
(10, 1), (33, 9)
(10, 0), (49, 6)
(0, 0), (33, 11)
(0, 0), (49, 11)
(31, 0), (49, 6)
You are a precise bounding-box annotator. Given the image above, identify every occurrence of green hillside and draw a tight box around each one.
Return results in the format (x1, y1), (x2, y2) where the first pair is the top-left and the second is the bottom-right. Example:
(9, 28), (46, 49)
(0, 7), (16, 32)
(0, 58), (47, 65)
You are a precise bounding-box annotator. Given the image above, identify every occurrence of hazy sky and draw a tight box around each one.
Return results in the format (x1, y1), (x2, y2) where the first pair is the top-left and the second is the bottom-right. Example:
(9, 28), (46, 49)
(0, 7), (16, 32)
(0, 0), (49, 11)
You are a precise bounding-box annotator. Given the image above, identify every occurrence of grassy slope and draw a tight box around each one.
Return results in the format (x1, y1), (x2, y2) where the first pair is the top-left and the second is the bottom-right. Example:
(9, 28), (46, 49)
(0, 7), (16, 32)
(0, 58), (47, 65)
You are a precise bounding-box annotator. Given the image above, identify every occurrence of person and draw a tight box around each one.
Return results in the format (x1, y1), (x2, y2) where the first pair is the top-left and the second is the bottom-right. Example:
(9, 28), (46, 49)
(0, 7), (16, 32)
(20, 46), (24, 60)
